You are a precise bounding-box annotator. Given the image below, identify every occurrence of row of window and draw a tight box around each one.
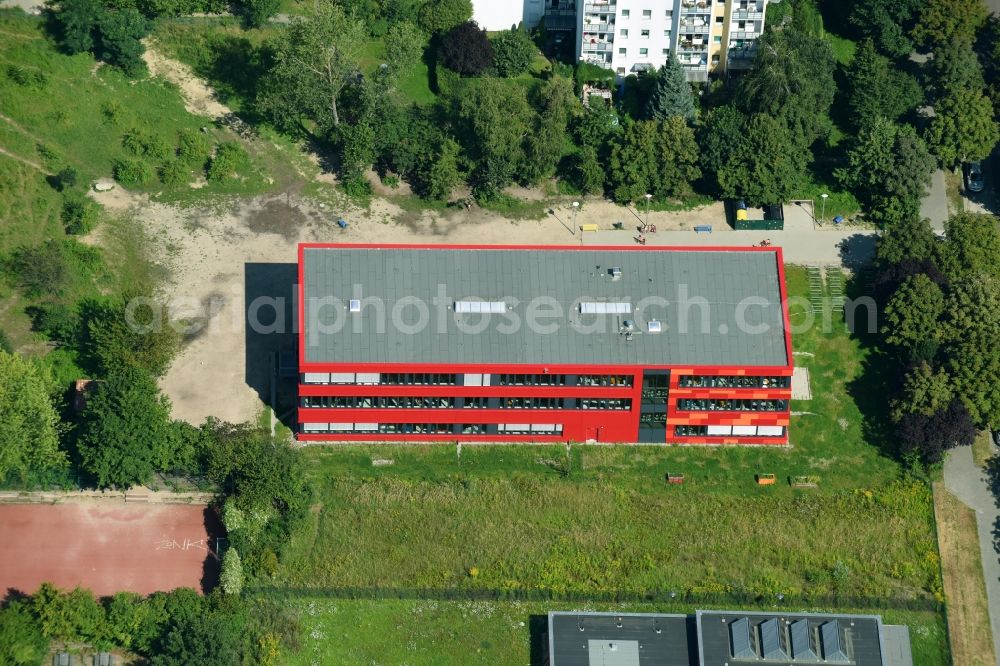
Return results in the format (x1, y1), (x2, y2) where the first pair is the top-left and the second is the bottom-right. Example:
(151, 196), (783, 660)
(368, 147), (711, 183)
(678, 375), (790, 389)
(674, 425), (785, 437)
(302, 372), (639, 388)
(299, 422), (563, 435)
(676, 399), (788, 412)
(300, 396), (632, 411)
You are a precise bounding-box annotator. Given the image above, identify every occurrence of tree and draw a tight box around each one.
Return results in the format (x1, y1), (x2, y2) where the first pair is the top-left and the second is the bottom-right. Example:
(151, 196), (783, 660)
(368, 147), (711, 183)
(836, 117), (935, 225)
(83, 296), (180, 377)
(896, 399), (976, 463)
(440, 20), (492, 76)
(924, 86), (1000, 167)
(644, 56), (695, 122)
(650, 115), (700, 199)
(911, 0), (988, 50)
(0, 351), (64, 482)
(220, 548), (244, 595)
(571, 145), (604, 195)
(876, 216), (938, 267)
(96, 7), (150, 77)
(849, 0), (919, 59)
(882, 273), (946, 354)
(572, 105), (620, 160)
(256, 4), (365, 133)
(31, 584), (106, 644)
(417, 0), (471, 34)
(927, 39), (985, 97)
(417, 137), (461, 200)
(76, 366), (179, 488)
(104, 592), (150, 650)
(491, 27), (535, 77)
(521, 75), (575, 185)
(338, 118), (376, 184)
(383, 21), (425, 81)
(234, 0), (280, 29)
(0, 600), (48, 666)
(716, 113), (806, 207)
(892, 362), (954, 420)
(151, 607), (244, 666)
(846, 40), (923, 127)
(608, 117), (700, 203)
(48, 0), (102, 55)
(454, 77), (531, 196)
(697, 105), (746, 197)
(737, 28), (836, 150)
(938, 212), (1000, 281)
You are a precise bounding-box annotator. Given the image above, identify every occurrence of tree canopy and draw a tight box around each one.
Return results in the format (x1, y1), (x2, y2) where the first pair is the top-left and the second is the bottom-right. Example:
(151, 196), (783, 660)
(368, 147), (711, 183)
(440, 20), (493, 76)
(911, 0), (988, 50)
(491, 27), (535, 78)
(0, 351), (64, 483)
(717, 113), (806, 206)
(846, 40), (923, 127)
(644, 56), (695, 122)
(924, 86), (1000, 167)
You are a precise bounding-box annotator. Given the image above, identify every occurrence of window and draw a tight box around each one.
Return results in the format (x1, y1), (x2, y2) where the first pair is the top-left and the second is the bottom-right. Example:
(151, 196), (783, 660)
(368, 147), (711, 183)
(578, 375), (634, 387)
(675, 425), (707, 437)
(716, 16), (723, 23)
(676, 399), (788, 412)
(677, 375), (790, 389)
(663, 29), (670, 36)
(662, 48), (669, 55)
(640, 29), (650, 37)
(713, 36), (722, 43)
(579, 398), (631, 410)
(617, 67), (626, 74)
(497, 374), (568, 387)
(620, 28), (628, 36)
(619, 47), (627, 54)
(621, 9), (629, 17)
(642, 9), (651, 18)
(738, 21), (746, 29)
(639, 47), (648, 55)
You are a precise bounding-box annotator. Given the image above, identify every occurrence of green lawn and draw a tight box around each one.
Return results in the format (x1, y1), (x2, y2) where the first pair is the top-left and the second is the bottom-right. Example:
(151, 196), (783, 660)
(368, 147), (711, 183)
(280, 598), (948, 666)
(264, 267), (945, 661)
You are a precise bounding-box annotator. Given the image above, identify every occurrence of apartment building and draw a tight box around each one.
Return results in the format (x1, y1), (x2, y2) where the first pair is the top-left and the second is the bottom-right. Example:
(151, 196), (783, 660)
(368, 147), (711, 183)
(297, 244), (793, 445)
(577, 0), (769, 81)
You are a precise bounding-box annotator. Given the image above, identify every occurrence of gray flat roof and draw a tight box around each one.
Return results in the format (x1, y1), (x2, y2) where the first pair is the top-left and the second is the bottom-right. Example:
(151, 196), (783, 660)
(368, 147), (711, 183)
(696, 610), (892, 666)
(301, 246), (789, 367)
(548, 612), (696, 666)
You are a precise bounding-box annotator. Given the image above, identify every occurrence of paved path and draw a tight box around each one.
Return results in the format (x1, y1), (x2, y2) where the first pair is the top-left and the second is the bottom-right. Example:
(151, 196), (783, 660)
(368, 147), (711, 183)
(944, 445), (1000, 666)
(922, 170), (949, 234)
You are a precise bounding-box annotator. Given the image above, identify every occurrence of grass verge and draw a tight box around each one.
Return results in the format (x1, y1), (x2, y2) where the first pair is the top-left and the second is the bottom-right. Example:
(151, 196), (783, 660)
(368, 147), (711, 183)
(933, 483), (995, 666)
(972, 430), (995, 469)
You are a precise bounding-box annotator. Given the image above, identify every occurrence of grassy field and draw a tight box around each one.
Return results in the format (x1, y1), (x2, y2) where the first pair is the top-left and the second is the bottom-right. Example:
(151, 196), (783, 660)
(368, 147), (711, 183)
(933, 483), (995, 666)
(264, 267), (946, 661)
(279, 598), (948, 666)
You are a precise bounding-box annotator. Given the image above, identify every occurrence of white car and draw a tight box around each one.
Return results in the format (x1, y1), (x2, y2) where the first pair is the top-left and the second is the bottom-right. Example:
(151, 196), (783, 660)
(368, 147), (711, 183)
(967, 162), (984, 193)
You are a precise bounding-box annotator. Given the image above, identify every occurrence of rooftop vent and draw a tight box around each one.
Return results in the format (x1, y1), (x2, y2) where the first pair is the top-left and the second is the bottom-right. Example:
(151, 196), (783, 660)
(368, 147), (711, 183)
(759, 618), (787, 660)
(580, 302), (632, 314)
(610, 266), (622, 280)
(349, 299), (361, 312)
(820, 621), (849, 663)
(648, 320), (662, 333)
(455, 300), (506, 314)
(790, 620), (817, 661)
(729, 617), (756, 660)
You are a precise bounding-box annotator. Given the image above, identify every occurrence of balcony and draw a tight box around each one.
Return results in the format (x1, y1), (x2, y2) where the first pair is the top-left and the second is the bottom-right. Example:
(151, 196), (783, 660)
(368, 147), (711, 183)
(732, 10), (764, 20)
(584, 2), (616, 12)
(582, 41), (613, 52)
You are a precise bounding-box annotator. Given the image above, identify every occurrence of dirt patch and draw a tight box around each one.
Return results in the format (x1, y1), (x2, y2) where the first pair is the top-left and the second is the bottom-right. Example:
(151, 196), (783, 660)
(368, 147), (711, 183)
(142, 42), (231, 120)
(245, 197), (310, 239)
(933, 483), (995, 666)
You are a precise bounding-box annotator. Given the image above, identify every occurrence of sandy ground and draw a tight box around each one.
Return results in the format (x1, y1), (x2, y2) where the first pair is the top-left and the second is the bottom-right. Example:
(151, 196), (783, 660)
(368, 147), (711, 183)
(94, 47), (875, 428)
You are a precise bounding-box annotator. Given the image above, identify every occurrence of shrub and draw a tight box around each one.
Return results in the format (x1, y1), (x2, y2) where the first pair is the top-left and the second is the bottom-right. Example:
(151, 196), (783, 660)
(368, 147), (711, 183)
(176, 129), (211, 167)
(61, 194), (100, 234)
(491, 28), (535, 77)
(122, 128), (172, 160)
(82, 296), (180, 377)
(159, 160), (190, 187)
(207, 141), (250, 183)
(113, 157), (154, 187)
(0, 329), (11, 354)
(220, 548), (244, 595)
(0, 601), (48, 665)
(440, 20), (492, 76)
(101, 100), (126, 125)
(26, 302), (80, 344)
(54, 167), (79, 192)
(4, 239), (102, 299)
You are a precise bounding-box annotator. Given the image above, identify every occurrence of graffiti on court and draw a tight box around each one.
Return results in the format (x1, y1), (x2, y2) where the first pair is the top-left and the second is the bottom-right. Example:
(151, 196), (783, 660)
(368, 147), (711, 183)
(154, 537), (210, 552)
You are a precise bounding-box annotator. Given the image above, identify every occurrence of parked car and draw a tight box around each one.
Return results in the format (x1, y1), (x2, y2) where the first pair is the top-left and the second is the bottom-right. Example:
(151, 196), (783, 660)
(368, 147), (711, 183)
(966, 162), (984, 192)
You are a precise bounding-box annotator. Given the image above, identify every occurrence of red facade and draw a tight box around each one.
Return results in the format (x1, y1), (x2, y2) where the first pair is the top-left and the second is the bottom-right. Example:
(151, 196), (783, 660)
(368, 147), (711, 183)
(297, 244), (794, 445)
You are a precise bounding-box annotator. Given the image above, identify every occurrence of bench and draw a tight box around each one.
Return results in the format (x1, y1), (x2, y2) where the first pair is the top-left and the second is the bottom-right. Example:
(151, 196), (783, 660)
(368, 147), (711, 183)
(666, 473), (685, 485)
(580, 223), (599, 233)
(755, 473), (776, 485)
(694, 224), (713, 234)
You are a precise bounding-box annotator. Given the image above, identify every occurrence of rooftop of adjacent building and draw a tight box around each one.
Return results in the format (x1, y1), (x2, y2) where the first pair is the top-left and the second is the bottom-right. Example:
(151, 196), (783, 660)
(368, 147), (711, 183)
(300, 245), (790, 368)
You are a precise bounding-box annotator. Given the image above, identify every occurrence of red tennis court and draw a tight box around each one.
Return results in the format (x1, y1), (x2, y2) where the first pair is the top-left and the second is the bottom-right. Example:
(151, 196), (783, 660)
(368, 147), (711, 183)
(0, 503), (222, 597)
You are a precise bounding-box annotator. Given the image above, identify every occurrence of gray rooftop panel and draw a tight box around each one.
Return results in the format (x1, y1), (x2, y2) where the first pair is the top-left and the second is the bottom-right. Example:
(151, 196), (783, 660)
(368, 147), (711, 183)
(758, 618), (787, 660)
(881, 625), (914, 666)
(302, 247), (789, 367)
(548, 612), (695, 666)
(790, 619), (818, 660)
(729, 618), (755, 659)
(821, 621), (850, 663)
